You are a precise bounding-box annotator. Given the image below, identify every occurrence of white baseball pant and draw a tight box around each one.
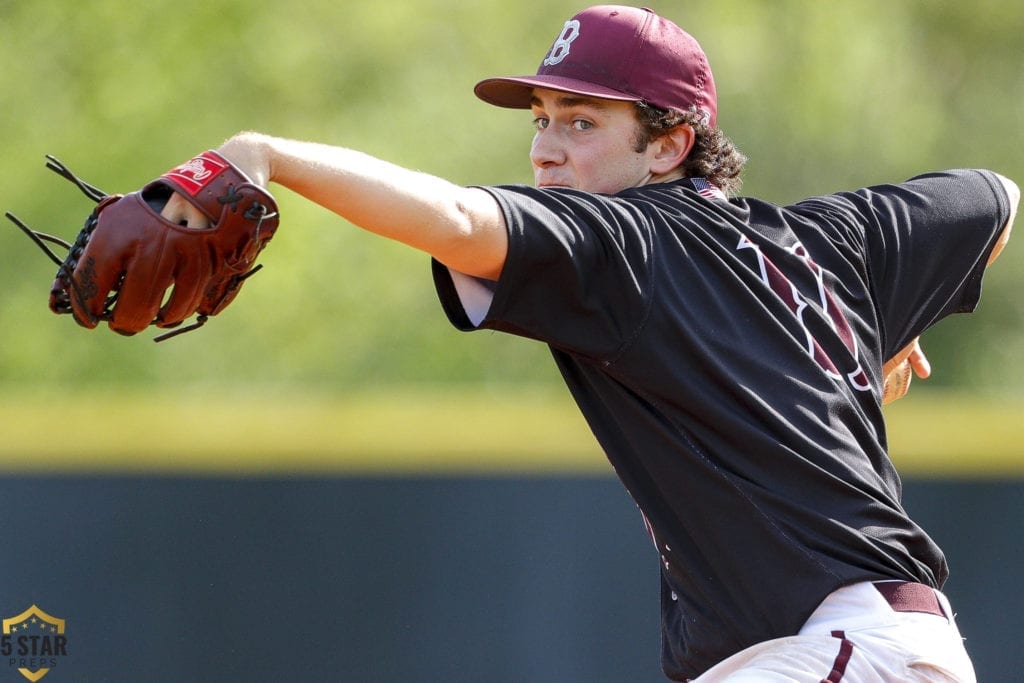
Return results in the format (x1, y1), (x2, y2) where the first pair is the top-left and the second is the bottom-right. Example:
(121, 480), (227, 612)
(691, 580), (975, 682)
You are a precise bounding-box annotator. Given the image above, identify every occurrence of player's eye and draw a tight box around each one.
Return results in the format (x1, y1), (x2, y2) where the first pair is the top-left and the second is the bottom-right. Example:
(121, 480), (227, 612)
(531, 117), (550, 131)
(571, 119), (594, 131)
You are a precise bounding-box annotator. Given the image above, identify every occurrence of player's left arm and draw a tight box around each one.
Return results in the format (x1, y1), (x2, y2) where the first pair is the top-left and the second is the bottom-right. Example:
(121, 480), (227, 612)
(160, 133), (510, 281)
(882, 172), (1018, 404)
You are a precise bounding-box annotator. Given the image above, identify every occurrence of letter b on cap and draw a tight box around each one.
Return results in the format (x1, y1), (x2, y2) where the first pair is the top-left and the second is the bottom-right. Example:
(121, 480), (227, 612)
(543, 19), (581, 66)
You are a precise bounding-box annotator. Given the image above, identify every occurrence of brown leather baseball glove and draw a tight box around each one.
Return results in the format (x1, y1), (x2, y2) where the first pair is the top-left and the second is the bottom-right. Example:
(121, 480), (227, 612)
(7, 151), (279, 341)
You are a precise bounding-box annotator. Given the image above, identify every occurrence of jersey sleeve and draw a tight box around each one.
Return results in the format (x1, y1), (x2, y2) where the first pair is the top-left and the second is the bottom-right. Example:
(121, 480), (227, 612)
(793, 169), (1009, 360)
(432, 185), (655, 361)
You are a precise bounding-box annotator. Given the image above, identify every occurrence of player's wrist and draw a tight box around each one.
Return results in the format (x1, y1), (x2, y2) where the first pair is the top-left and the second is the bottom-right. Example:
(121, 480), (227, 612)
(218, 132), (272, 189)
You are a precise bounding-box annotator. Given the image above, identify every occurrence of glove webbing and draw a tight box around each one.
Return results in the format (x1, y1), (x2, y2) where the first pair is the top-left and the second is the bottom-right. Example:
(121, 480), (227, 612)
(5, 156), (117, 324)
(6, 155), (105, 266)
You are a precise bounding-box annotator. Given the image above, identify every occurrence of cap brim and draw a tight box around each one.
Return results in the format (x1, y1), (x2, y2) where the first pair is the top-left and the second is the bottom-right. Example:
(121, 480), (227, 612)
(474, 75), (641, 109)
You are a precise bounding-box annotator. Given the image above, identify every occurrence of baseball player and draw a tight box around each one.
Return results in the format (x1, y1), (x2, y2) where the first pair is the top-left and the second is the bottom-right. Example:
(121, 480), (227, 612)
(158, 5), (1017, 680)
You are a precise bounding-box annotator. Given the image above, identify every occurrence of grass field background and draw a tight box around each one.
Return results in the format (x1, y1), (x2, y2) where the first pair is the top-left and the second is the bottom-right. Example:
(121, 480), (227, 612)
(0, 387), (1018, 478)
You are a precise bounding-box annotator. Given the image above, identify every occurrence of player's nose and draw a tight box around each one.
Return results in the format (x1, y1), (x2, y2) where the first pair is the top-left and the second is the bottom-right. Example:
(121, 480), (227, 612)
(530, 129), (567, 170)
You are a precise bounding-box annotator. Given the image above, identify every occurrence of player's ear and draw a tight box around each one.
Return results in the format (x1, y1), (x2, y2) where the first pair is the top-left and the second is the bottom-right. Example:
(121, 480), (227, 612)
(649, 124), (695, 176)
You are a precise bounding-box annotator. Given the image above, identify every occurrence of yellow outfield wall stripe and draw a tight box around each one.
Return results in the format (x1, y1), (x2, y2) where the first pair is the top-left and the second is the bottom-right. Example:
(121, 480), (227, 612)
(0, 389), (1019, 477)
(0, 388), (604, 476)
(882, 394), (1024, 478)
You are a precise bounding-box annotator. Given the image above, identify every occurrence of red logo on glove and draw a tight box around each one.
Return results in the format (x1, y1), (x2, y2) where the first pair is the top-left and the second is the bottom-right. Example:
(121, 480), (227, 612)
(163, 151), (230, 196)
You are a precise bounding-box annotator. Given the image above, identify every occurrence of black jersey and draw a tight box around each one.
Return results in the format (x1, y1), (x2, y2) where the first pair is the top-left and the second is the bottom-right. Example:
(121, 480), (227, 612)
(432, 170), (1009, 680)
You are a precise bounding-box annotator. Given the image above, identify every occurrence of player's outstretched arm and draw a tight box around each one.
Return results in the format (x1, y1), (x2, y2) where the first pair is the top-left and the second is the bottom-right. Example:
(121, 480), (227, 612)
(163, 132), (509, 281)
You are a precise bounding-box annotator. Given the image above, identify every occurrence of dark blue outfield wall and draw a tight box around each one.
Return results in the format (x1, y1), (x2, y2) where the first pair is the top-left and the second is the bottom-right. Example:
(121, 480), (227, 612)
(0, 475), (1020, 682)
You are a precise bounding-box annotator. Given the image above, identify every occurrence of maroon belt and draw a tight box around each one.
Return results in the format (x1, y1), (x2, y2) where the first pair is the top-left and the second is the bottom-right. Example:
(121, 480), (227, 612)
(872, 581), (947, 618)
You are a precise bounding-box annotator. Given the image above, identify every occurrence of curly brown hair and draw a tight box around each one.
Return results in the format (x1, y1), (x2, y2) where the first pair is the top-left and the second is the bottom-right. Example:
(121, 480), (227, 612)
(633, 102), (747, 196)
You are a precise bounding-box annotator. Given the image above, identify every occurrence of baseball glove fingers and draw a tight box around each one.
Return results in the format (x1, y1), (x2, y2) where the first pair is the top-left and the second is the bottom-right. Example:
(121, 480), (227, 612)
(104, 239), (180, 335)
(156, 252), (213, 329)
(57, 194), (171, 335)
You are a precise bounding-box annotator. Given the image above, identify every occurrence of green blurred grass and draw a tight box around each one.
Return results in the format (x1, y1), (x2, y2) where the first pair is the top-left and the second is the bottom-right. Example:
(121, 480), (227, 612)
(0, 388), (1019, 478)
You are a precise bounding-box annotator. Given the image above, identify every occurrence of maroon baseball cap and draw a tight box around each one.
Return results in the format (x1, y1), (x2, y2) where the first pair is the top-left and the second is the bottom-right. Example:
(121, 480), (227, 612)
(474, 5), (717, 127)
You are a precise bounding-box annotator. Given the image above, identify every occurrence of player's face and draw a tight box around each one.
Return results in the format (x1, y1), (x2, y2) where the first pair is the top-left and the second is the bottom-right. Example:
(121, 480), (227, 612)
(529, 88), (658, 194)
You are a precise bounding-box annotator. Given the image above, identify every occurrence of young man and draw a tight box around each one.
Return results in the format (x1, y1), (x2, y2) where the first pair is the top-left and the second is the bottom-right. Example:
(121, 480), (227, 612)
(163, 5), (1016, 680)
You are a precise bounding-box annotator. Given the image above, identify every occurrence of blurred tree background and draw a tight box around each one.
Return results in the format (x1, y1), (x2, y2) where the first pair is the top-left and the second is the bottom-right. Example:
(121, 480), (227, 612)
(0, 0), (1020, 398)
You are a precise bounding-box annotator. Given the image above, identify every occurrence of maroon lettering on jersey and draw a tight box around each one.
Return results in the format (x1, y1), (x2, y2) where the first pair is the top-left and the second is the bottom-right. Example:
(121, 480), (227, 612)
(738, 236), (870, 393)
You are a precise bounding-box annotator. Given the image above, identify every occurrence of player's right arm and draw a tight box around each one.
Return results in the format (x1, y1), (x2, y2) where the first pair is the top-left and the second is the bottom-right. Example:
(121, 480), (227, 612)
(163, 132), (510, 281)
(881, 172), (1017, 404)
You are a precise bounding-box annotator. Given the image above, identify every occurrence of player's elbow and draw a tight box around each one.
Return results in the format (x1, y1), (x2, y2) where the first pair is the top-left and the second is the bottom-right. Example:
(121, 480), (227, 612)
(989, 172), (1018, 266)
(437, 189), (508, 281)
